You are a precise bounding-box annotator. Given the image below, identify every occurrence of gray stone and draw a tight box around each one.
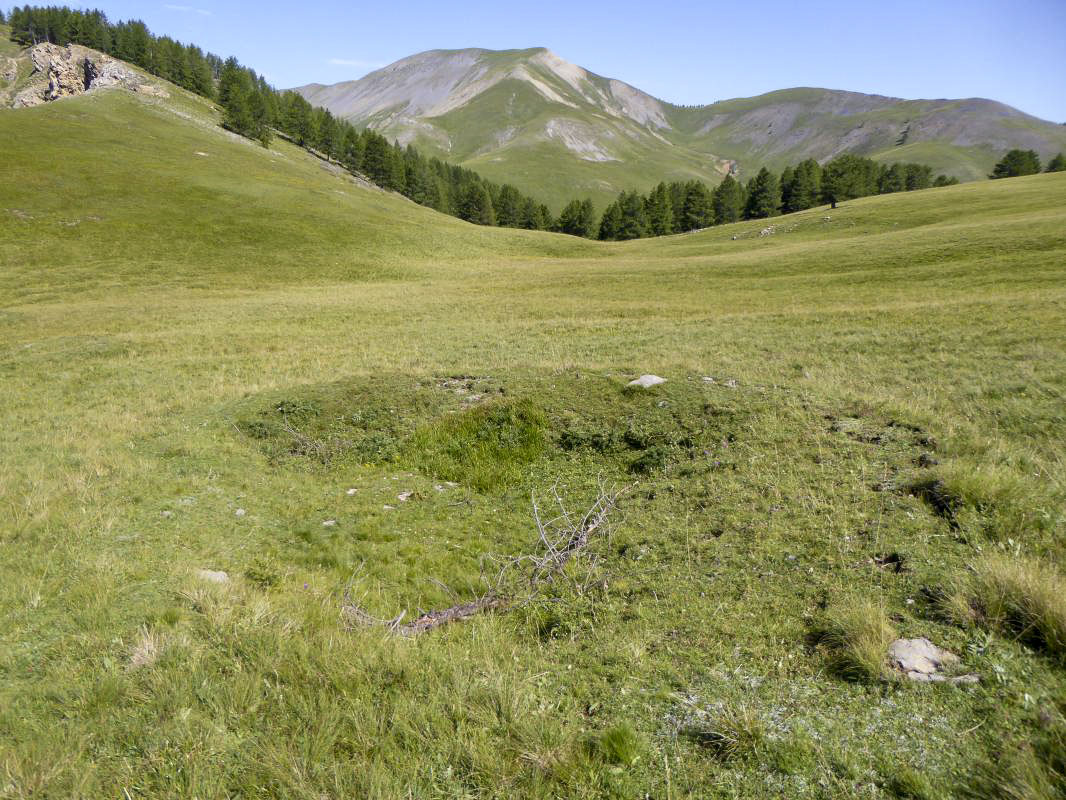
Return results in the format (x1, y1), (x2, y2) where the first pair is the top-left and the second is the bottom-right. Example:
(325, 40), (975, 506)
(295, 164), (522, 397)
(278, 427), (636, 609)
(197, 569), (229, 584)
(888, 637), (979, 684)
(628, 374), (666, 388)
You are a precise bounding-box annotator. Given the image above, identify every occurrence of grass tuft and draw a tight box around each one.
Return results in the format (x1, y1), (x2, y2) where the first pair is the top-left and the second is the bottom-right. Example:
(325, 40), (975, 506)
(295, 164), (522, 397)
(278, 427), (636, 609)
(588, 723), (644, 767)
(683, 702), (766, 761)
(814, 598), (897, 682)
(946, 554), (1066, 659)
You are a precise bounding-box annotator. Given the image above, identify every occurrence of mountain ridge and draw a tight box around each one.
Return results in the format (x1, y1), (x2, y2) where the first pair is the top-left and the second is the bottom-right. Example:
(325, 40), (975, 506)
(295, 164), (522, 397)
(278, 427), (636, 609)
(297, 48), (1066, 208)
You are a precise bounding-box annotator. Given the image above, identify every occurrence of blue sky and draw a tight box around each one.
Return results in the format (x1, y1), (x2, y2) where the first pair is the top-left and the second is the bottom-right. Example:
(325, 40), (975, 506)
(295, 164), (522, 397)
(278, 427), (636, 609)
(46, 0), (1066, 121)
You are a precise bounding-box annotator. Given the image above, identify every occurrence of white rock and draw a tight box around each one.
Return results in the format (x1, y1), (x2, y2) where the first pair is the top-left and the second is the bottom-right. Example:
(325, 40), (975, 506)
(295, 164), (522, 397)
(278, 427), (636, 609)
(888, 637), (978, 684)
(346, 488), (357, 496)
(235, 508), (246, 517)
(628, 375), (666, 389)
(197, 569), (228, 584)
(383, 504), (396, 511)
(322, 519), (336, 527)
(397, 491), (414, 502)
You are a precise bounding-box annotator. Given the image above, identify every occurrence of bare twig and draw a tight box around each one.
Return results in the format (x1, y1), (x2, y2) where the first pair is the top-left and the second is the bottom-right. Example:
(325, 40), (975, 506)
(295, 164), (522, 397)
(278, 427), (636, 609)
(341, 481), (630, 636)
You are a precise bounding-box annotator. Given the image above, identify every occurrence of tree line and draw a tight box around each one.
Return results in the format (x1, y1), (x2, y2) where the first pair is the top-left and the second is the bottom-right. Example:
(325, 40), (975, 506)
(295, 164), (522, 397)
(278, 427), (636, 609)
(990, 149), (1065, 178)
(596, 155), (959, 241)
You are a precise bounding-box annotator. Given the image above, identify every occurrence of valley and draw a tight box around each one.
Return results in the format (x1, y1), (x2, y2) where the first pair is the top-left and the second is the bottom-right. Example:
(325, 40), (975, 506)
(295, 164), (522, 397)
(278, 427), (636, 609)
(1, 14), (1065, 800)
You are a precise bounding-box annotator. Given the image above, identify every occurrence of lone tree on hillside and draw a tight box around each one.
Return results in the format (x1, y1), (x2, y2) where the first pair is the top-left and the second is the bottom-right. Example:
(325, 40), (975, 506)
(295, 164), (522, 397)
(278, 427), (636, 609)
(990, 149), (1042, 178)
(1046, 153), (1066, 173)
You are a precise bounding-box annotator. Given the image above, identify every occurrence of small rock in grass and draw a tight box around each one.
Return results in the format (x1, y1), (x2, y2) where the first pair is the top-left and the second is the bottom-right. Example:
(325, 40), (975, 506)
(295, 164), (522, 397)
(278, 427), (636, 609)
(383, 504), (395, 511)
(161, 510), (173, 518)
(702, 376), (717, 384)
(628, 375), (666, 389)
(235, 508), (246, 517)
(888, 637), (979, 684)
(346, 488), (357, 496)
(322, 519), (336, 527)
(397, 491), (414, 502)
(197, 569), (228, 584)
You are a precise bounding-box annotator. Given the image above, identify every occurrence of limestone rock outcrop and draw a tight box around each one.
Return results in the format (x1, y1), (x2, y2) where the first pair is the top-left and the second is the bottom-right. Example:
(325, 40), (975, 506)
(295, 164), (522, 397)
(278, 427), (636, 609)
(9, 42), (167, 108)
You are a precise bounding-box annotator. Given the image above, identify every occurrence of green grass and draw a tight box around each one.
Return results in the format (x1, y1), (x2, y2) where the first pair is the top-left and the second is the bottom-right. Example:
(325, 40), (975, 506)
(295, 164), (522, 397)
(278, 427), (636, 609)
(1, 81), (1066, 798)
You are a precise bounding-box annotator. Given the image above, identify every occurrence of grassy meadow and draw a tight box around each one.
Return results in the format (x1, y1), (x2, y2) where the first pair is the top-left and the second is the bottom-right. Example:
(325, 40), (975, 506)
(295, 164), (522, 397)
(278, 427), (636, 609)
(1, 80), (1065, 799)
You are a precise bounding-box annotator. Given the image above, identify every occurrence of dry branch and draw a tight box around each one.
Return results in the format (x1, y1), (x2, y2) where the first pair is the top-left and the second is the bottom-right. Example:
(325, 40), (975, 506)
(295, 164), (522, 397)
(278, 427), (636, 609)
(341, 482), (629, 637)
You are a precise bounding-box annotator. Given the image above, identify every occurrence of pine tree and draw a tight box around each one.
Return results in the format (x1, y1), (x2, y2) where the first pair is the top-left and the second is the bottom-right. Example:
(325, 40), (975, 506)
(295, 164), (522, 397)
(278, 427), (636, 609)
(743, 168), (781, 219)
(932, 175), (959, 187)
(878, 163), (907, 194)
(339, 126), (364, 172)
(680, 181), (713, 230)
(712, 175), (744, 224)
(782, 159), (822, 212)
(990, 149), (1042, 178)
(598, 201), (622, 240)
(358, 134), (387, 183)
(904, 163), (932, 191)
(644, 183), (674, 236)
(494, 184), (523, 228)
(1046, 153), (1066, 173)
(458, 183), (496, 226)
(246, 89), (272, 146)
(555, 198), (596, 238)
(217, 57), (244, 109)
(617, 191), (648, 240)
(778, 167), (795, 212)
(821, 154), (878, 207)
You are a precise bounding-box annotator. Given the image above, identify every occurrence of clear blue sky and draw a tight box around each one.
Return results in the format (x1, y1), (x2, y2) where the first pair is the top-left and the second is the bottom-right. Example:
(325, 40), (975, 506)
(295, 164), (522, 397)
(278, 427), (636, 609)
(44, 0), (1066, 121)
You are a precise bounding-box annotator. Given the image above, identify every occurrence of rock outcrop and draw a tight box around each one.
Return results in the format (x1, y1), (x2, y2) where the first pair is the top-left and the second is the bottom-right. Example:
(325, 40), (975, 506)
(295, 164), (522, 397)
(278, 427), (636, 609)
(9, 42), (167, 108)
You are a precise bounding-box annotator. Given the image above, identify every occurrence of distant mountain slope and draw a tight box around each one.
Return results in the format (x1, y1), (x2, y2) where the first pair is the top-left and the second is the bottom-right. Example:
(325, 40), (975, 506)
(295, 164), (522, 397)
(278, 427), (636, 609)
(298, 49), (1066, 208)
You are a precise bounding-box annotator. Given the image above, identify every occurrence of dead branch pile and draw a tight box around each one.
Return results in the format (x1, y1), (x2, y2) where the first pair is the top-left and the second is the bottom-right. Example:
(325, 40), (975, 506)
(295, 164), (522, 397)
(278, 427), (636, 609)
(341, 482), (628, 637)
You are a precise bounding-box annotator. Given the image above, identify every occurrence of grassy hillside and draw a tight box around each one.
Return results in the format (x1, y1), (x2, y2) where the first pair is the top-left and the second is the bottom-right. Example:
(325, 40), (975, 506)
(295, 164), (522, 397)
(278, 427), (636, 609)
(2, 81), (1066, 799)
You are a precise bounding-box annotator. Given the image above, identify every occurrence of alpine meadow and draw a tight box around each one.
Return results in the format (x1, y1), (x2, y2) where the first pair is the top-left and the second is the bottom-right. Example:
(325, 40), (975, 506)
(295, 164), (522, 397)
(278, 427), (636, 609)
(1, 5), (1066, 800)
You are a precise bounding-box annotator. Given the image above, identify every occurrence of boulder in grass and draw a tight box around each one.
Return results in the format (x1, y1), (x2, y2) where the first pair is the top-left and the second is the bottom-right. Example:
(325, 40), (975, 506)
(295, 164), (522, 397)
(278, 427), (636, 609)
(628, 375), (666, 389)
